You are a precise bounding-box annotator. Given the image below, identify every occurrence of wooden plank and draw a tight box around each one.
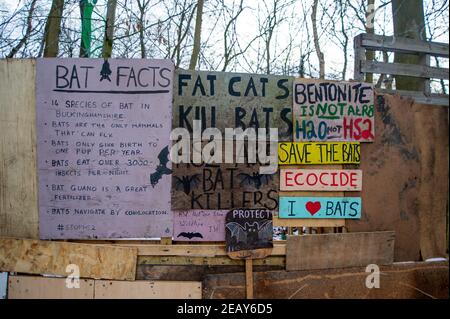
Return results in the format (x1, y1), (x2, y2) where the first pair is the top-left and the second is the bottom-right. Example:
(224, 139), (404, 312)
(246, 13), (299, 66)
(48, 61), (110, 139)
(279, 196), (361, 219)
(280, 169), (362, 191)
(160, 237), (173, 245)
(359, 33), (449, 57)
(137, 255), (285, 267)
(245, 259), (253, 299)
(0, 59), (39, 239)
(0, 238), (137, 280)
(203, 261), (449, 299)
(94, 280), (201, 299)
(286, 231), (395, 271)
(353, 34), (365, 81)
(361, 60), (449, 80)
(8, 275), (94, 299)
(273, 214), (345, 227)
(278, 142), (360, 165)
(120, 243), (286, 257)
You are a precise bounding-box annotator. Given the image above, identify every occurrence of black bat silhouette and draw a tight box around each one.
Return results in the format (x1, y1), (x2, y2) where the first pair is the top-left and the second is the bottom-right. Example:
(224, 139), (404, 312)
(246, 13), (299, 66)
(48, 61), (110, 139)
(177, 232), (203, 239)
(99, 59), (112, 82)
(174, 174), (201, 194)
(150, 146), (172, 187)
(237, 172), (273, 189)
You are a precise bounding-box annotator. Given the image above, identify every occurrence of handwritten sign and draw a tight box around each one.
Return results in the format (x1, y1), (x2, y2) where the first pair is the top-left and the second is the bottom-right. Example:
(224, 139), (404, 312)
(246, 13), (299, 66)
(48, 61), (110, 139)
(280, 169), (362, 191)
(278, 142), (360, 165)
(174, 69), (293, 141)
(225, 209), (273, 258)
(172, 162), (279, 210)
(173, 210), (227, 241)
(279, 197), (361, 219)
(293, 79), (374, 142)
(36, 58), (174, 239)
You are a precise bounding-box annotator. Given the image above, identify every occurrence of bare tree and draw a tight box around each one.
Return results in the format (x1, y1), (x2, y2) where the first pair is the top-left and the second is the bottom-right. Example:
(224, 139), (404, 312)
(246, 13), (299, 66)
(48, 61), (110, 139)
(311, 0), (324, 78)
(102, 0), (117, 58)
(44, 0), (65, 57)
(6, 0), (37, 58)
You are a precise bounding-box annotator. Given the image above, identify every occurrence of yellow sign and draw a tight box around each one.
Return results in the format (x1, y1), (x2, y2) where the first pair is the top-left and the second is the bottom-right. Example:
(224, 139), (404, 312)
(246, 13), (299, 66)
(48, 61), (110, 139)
(278, 142), (360, 164)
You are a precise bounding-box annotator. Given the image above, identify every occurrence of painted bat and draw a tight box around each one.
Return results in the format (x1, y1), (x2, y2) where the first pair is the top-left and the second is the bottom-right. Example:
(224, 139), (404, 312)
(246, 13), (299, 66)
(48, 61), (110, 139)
(237, 172), (273, 189)
(174, 174), (201, 195)
(177, 232), (204, 239)
(150, 146), (172, 187)
(226, 220), (273, 246)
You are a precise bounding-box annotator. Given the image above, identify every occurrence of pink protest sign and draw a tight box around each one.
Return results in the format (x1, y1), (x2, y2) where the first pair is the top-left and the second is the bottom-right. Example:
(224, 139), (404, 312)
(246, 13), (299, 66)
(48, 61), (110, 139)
(36, 58), (174, 239)
(173, 210), (227, 241)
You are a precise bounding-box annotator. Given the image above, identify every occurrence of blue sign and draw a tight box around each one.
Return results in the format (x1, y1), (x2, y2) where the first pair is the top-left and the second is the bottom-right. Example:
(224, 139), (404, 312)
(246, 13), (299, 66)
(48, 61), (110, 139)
(279, 196), (361, 219)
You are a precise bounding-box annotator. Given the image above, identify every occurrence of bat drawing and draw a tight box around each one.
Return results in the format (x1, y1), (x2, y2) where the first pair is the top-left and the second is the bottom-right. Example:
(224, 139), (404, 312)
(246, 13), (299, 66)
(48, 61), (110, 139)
(226, 220), (273, 250)
(99, 59), (112, 82)
(237, 172), (273, 189)
(177, 232), (203, 239)
(174, 174), (201, 194)
(150, 146), (172, 187)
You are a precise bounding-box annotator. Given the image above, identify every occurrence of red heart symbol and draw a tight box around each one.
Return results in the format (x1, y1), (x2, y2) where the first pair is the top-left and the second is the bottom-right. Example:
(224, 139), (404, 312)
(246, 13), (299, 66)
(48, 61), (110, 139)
(306, 201), (321, 216)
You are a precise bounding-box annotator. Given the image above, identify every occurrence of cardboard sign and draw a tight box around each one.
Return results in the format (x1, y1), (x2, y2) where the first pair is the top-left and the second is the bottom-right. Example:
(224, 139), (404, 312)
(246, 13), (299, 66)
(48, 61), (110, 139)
(279, 197), (361, 219)
(225, 209), (273, 259)
(173, 210), (227, 241)
(293, 79), (374, 142)
(278, 142), (360, 165)
(174, 69), (293, 141)
(280, 169), (362, 191)
(36, 58), (174, 239)
(172, 162), (279, 210)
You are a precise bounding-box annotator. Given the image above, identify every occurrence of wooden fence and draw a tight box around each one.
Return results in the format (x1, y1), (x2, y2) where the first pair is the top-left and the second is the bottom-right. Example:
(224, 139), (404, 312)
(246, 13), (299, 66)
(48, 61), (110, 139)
(354, 33), (449, 106)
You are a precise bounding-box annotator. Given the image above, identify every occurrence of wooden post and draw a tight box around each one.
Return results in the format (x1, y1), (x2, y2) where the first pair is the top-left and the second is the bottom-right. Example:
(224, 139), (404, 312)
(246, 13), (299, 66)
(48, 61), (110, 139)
(245, 258), (253, 299)
(160, 237), (172, 245)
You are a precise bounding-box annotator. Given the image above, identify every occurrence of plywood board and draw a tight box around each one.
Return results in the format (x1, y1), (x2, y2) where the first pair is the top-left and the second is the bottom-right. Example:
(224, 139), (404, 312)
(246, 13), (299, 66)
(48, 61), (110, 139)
(94, 280), (202, 299)
(7, 275), (94, 299)
(172, 162), (279, 210)
(173, 210), (227, 241)
(278, 142), (360, 164)
(293, 79), (374, 142)
(286, 231), (395, 271)
(279, 196), (361, 219)
(0, 59), (39, 239)
(36, 58), (174, 239)
(0, 238), (137, 280)
(174, 69), (293, 141)
(280, 169), (362, 191)
(346, 93), (448, 261)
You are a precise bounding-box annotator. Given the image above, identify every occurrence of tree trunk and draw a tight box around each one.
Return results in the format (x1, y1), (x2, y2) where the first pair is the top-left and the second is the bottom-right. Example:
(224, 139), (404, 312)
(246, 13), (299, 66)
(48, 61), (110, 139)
(43, 0), (64, 57)
(311, 0), (324, 78)
(365, 0), (375, 83)
(391, 0), (427, 91)
(189, 0), (204, 70)
(102, 0), (117, 58)
(7, 0), (37, 58)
